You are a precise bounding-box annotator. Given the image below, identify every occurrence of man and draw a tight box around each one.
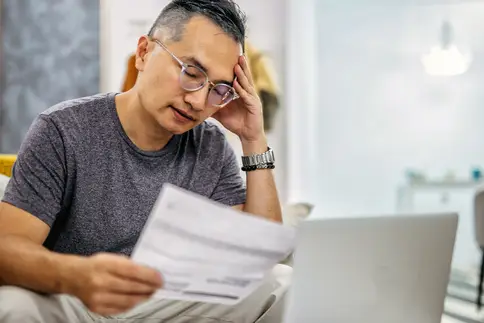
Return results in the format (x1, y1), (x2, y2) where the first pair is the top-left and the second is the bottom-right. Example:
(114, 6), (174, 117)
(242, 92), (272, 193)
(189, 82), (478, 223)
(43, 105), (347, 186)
(0, 0), (283, 322)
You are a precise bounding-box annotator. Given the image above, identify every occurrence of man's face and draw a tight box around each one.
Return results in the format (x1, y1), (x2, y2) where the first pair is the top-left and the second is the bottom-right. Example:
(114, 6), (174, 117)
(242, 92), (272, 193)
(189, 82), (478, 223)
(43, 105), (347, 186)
(135, 16), (241, 135)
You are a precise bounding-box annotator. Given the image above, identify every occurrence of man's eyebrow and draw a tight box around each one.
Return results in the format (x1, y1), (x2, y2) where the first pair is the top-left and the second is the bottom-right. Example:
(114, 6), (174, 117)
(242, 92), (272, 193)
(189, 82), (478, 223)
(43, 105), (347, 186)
(183, 56), (208, 73)
(183, 56), (234, 85)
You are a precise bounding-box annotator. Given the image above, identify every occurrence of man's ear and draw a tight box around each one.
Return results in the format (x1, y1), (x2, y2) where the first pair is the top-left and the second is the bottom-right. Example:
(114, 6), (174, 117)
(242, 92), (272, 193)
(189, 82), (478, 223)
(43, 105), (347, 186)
(135, 36), (151, 72)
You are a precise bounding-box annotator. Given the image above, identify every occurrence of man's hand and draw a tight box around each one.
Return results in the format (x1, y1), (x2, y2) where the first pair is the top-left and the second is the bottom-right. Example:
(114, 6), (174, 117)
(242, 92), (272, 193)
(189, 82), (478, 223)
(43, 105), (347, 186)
(214, 55), (281, 223)
(68, 253), (163, 316)
(213, 55), (265, 144)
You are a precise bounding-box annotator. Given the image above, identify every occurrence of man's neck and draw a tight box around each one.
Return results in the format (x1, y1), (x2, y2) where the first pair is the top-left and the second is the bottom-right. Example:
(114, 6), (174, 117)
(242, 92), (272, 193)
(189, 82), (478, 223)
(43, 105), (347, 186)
(115, 91), (173, 151)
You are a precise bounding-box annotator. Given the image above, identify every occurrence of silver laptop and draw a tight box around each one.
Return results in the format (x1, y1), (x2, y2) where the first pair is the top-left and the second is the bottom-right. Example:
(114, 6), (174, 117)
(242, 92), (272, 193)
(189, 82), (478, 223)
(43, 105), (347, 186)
(282, 213), (458, 323)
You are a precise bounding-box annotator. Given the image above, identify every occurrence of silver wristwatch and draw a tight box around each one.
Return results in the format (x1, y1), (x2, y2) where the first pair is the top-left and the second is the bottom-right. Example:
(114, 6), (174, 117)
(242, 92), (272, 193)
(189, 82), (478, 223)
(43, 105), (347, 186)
(241, 147), (275, 168)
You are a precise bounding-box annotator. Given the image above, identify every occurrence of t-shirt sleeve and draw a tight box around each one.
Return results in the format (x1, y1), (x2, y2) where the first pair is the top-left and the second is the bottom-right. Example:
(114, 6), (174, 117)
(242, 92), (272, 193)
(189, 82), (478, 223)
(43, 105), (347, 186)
(210, 140), (247, 206)
(2, 115), (67, 227)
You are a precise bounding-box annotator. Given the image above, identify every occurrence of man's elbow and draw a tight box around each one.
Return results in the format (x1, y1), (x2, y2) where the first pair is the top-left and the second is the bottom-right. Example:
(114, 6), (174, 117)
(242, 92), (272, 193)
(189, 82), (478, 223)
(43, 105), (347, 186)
(237, 205), (283, 223)
(271, 211), (283, 223)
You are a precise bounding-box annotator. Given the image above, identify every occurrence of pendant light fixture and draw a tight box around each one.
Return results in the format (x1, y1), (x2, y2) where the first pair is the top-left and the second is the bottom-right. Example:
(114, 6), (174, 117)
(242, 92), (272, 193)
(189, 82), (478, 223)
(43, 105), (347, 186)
(421, 20), (472, 76)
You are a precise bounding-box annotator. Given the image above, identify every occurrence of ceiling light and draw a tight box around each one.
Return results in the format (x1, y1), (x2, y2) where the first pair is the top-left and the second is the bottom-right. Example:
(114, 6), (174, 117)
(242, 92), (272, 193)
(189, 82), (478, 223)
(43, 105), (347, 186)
(421, 21), (472, 76)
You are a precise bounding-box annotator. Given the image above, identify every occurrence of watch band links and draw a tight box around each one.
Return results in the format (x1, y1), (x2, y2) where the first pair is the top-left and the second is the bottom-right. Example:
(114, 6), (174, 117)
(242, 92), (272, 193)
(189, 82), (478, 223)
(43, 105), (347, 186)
(241, 147), (275, 172)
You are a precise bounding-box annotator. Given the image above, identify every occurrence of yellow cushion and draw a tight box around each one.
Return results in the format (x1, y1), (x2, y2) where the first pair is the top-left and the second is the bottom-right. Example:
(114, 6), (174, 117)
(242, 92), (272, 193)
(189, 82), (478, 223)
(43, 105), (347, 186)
(0, 155), (16, 177)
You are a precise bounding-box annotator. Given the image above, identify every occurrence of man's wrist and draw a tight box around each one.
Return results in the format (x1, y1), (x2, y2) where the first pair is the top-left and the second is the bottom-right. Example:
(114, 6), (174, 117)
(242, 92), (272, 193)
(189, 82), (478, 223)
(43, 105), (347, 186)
(241, 137), (268, 155)
(57, 254), (85, 295)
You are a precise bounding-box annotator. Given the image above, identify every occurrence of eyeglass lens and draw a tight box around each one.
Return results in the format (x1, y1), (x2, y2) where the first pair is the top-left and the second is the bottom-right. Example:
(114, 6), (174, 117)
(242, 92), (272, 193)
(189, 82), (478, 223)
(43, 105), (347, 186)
(180, 65), (235, 107)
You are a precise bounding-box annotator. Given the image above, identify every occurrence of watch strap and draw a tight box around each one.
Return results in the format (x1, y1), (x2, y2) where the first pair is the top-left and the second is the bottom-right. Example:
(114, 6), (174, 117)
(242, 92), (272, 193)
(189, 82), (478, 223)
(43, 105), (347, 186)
(241, 147), (275, 167)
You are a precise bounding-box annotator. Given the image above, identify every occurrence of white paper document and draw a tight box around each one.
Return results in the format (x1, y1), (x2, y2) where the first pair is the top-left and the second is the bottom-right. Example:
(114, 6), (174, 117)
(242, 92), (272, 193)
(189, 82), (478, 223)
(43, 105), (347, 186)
(131, 184), (296, 305)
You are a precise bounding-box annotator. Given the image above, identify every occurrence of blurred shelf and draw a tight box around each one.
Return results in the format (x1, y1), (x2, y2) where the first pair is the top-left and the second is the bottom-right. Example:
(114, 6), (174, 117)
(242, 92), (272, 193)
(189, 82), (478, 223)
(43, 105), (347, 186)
(405, 180), (484, 190)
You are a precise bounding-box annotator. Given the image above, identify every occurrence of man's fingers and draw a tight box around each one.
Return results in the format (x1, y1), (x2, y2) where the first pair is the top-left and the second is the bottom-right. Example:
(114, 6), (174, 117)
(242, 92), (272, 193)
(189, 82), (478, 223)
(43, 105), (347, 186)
(105, 276), (159, 295)
(109, 259), (163, 287)
(235, 65), (255, 95)
(233, 79), (250, 101)
(239, 55), (254, 85)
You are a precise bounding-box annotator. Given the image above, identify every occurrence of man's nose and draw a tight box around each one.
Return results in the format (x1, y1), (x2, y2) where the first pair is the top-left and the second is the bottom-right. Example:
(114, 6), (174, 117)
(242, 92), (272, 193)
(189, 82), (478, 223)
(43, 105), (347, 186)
(184, 86), (210, 112)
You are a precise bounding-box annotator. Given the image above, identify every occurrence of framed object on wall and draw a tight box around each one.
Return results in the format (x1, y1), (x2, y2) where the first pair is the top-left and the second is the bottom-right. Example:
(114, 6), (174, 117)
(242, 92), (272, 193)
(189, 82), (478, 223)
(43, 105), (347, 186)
(0, 0), (100, 153)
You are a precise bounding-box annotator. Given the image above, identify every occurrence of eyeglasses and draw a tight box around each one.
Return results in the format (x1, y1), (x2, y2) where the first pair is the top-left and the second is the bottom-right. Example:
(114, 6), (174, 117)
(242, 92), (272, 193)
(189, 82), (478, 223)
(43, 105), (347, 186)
(151, 38), (239, 108)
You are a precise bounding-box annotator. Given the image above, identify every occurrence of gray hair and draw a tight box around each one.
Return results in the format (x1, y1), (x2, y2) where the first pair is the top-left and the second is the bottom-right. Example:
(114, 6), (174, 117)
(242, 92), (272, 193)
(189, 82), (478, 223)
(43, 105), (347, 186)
(148, 0), (247, 50)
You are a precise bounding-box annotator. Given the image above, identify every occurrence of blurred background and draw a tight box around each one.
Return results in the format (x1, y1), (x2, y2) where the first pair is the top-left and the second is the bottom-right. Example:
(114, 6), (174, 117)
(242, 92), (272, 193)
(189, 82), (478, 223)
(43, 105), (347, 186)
(2, 0), (484, 321)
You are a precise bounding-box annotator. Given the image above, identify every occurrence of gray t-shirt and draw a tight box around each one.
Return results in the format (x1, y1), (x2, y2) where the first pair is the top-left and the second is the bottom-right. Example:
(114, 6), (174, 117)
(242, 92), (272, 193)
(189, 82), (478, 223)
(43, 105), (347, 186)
(2, 93), (246, 256)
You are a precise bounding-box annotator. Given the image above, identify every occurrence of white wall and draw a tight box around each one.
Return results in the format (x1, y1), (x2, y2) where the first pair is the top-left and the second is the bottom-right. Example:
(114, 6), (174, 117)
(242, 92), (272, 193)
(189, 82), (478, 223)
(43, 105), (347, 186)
(99, 0), (288, 200)
(311, 1), (484, 215)
(285, 0), (319, 204)
(290, 0), (484, 270)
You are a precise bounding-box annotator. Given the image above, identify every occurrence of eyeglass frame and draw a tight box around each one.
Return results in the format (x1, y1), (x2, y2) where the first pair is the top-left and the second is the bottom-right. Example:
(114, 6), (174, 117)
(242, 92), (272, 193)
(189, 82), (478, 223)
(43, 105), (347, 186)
(150, 37), (240, 108)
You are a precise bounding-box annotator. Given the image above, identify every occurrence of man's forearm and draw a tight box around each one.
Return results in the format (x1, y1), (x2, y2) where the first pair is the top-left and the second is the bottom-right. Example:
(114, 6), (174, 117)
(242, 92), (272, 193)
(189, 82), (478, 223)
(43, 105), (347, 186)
(0, 235), (81, 294)
(241, 138), (282, 223)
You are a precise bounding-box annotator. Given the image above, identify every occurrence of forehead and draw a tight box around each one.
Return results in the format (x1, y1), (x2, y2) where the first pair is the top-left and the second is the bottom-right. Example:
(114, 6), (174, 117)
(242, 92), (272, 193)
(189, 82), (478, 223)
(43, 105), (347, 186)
(167, 16), (241, 82)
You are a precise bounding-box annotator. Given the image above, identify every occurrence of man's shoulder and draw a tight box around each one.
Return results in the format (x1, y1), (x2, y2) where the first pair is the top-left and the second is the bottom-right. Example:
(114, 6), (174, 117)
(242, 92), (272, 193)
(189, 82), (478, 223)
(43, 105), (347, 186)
(41, 92), (114, 122)
(24, 93), (116, 149)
